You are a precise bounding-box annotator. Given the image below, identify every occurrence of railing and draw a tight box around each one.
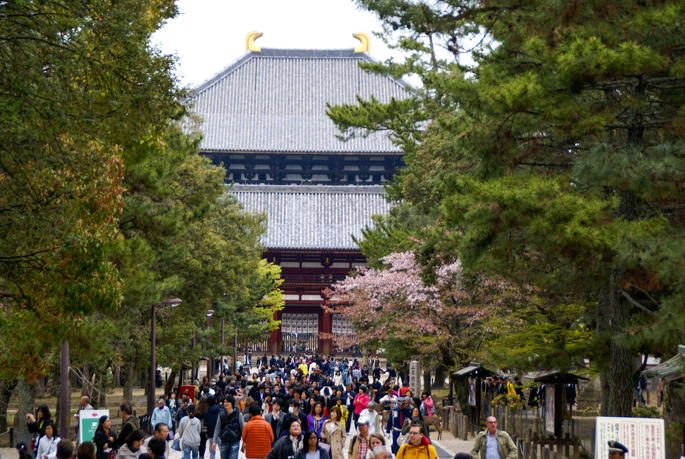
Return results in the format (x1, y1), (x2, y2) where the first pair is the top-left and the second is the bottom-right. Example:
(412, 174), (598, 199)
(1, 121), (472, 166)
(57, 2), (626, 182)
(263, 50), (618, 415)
(282, 333), (318, 353)
(282, 274), (348, 285)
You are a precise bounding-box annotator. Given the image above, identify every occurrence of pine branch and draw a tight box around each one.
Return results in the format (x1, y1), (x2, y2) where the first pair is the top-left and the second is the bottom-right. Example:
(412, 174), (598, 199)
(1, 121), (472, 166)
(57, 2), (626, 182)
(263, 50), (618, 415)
(520, 162), (571, 167)
(605, 120), (669, 129)
(646, 204), (685, 219)
(621, 290), (658, 317)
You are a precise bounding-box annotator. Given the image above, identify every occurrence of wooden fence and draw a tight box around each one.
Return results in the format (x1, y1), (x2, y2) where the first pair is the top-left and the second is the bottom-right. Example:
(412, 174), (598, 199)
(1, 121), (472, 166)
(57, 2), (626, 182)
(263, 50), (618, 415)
(442, 406), (581, 459)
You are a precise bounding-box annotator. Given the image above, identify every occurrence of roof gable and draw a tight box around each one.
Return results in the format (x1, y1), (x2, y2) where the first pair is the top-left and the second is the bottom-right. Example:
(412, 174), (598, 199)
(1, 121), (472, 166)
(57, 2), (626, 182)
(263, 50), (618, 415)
(189, 48), (412, 154)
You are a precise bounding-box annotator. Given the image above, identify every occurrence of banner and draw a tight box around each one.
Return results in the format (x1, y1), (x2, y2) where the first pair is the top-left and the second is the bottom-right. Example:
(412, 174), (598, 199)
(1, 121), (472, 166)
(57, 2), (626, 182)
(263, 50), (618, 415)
(544, 384), (555, 433)
(595, 417), (665, 459)
(79, 409), (109, 444)
(468, 378), (476, 407)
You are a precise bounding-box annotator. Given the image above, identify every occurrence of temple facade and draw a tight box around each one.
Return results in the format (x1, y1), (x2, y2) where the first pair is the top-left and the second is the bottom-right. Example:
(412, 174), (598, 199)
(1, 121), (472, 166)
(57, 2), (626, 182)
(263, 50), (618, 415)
(189, 33), (410, 354)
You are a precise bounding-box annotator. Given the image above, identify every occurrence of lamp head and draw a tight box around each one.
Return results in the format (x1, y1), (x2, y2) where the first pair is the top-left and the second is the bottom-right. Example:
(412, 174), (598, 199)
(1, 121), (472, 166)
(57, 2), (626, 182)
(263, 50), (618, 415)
(161, 298), (182, 306)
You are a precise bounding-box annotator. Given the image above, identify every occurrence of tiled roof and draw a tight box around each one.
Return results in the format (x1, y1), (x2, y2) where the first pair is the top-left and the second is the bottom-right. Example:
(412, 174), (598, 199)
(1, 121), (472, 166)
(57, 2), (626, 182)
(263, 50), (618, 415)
(643, 344), (685, 380)
(189, 48), (412, 154)
(229, 184), (391, 249)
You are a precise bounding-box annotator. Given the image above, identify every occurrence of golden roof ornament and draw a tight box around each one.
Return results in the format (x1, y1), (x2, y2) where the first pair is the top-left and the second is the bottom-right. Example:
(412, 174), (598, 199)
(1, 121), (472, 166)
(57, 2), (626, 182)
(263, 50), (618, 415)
(245, 31), (263, 52)
(353, 32), (370, 53)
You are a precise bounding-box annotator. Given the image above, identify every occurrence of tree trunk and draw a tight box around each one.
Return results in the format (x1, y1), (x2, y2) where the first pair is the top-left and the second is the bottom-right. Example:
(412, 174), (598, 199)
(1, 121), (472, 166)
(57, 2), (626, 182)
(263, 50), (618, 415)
(37, 378), (45, 398)
(54, 376), (72, 437)
(142, 370), (149, 399)
(115, 365), (122, 388)
(81, 360), (91, 397)
(663, 380), (685, 459)
(432, 367), (446, 389)
(423, 371), (432, 395)
(164, 369), (177, 396)
(14, 377), (34, 447)
(597, 267), (634, 417)
(0, 379), (16, 432)
(123, 361), (135, 404)
(93, 369), (106, 409)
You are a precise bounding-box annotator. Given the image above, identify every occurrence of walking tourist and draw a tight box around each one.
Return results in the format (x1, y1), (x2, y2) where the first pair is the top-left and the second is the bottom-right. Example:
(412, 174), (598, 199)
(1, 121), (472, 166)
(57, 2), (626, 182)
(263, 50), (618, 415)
(470, 417), (516, 459)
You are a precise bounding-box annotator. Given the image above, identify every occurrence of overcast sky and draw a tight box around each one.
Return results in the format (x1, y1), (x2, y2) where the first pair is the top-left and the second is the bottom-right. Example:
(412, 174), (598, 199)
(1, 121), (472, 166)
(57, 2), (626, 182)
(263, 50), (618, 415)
(151, 0), (401, 88)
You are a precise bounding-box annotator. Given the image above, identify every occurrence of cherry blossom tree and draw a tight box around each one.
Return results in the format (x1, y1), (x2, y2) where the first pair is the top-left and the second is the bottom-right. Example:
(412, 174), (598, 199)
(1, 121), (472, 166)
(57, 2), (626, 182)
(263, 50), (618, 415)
(323, 251), (528, 371)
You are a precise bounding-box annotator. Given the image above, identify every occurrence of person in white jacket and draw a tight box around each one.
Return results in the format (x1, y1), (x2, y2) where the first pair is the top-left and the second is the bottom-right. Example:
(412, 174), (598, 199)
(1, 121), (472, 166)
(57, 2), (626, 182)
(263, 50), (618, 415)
(150, 398), (173, 433)
(333, 371), (344, 387)
(358, 402), (382, 435)
(36, 422), (60, 459)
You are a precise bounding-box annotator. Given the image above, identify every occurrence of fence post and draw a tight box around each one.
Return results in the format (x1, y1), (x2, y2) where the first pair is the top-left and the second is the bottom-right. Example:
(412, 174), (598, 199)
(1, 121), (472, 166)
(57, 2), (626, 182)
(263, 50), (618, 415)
(462, 414), (468, 441)
(504, 406), (509, 433)
(572, 436), (579, 459)
(524, 441), (531, 459)
(517, 438), (524, 459)
(9, 427), (14, 448)
(543, 445), (549, 459)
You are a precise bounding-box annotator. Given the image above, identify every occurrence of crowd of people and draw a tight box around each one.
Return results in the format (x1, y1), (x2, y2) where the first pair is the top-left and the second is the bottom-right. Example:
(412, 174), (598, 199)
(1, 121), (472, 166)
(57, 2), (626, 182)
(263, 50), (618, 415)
(24, 354), (442, 459)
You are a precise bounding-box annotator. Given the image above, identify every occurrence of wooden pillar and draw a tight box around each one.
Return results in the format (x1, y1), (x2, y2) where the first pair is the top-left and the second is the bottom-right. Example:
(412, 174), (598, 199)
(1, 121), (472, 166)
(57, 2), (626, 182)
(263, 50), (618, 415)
(476, 374), (482, 429)
(268, 309), (282, 354)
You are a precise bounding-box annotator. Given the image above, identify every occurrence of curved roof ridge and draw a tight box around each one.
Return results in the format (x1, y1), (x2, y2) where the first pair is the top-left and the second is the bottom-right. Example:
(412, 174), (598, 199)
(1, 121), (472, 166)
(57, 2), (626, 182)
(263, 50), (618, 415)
(193, 49), (412, 95)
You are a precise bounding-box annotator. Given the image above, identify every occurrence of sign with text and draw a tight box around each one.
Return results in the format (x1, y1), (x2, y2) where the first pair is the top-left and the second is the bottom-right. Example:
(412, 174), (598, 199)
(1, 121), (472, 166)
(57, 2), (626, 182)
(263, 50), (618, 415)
(409, 360), (420, 397)
(595, 417), (665, 459)
(79, 409), (109, 444)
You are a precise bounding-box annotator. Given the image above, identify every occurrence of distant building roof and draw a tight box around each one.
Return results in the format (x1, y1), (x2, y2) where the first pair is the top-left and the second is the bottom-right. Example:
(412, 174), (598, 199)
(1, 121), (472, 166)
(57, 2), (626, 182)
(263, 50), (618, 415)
(230, 184), (391, 249)
(189, 48), (412, 154)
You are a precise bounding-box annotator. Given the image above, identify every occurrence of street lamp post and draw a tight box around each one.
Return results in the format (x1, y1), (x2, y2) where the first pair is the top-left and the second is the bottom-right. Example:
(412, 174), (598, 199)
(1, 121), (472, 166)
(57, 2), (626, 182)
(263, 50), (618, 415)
(150, 298), (182, 416)
(206, 309), (214, 379)
(221, 318), (225, 375)
(234, 324), (238, 374)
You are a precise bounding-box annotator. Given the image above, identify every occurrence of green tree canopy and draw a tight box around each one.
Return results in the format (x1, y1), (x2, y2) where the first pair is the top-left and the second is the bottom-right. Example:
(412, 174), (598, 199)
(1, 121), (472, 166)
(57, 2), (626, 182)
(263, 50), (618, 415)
(0, 0), (184, 377)
(329, 0), (685, 416)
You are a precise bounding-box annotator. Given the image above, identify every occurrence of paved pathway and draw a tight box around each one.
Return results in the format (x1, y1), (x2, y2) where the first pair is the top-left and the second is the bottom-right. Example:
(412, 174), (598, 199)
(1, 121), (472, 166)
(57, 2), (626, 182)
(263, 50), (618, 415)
(0, 422), (474, 459)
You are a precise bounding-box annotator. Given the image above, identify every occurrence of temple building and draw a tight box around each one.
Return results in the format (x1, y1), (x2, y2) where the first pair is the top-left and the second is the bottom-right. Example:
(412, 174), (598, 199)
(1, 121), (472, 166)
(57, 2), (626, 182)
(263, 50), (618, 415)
(189, 32), (411, 354)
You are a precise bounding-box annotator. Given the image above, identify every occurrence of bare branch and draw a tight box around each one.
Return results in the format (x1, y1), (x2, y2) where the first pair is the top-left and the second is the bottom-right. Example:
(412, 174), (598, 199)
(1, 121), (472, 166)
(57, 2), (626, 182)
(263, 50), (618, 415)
(621, 290), (658, 317)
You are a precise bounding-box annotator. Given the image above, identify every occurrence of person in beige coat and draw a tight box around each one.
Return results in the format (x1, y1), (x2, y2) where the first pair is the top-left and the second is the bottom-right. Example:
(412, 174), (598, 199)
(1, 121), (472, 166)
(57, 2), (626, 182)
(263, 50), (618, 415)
(321, 406), (346, 459)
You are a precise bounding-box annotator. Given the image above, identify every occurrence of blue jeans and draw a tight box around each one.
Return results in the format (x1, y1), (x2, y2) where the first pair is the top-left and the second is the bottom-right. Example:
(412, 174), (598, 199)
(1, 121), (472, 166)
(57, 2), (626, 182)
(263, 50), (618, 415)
(183, 444), (199, 459)
(207, 439), (216, 459)
(219, 442), (240, 459)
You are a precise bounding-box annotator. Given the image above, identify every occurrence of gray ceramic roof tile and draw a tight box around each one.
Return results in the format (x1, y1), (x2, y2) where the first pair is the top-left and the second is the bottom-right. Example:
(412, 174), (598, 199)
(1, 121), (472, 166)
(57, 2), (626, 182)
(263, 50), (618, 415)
(189, 48), (412, 154)
(229, 184), (391, 249)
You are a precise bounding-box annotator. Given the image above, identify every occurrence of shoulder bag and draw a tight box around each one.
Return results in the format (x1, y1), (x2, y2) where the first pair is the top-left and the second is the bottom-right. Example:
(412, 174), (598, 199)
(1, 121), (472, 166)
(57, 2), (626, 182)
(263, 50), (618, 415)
(171, 418), (189, 451)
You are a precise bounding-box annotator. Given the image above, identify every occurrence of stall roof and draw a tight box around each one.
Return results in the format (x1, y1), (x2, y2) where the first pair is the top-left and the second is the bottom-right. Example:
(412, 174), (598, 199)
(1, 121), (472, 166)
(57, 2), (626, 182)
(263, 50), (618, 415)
(643, 344), (685, 382)
(534, 371), (590, 385)
(453, 362), (497, 378)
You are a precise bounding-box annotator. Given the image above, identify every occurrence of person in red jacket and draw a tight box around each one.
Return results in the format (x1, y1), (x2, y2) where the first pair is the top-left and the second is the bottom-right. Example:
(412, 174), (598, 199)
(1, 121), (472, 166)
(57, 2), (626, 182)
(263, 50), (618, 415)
(241, 404), (274, 459)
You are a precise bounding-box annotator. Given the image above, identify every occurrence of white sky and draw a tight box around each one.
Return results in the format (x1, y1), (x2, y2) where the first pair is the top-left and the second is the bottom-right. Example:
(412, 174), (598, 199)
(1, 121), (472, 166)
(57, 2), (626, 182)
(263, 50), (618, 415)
(151, 0), (402, 88)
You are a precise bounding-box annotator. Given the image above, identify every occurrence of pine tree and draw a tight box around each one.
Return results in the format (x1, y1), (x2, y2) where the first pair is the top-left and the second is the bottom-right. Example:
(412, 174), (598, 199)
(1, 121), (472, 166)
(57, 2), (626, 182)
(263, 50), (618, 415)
(331, 0), (685, 416)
